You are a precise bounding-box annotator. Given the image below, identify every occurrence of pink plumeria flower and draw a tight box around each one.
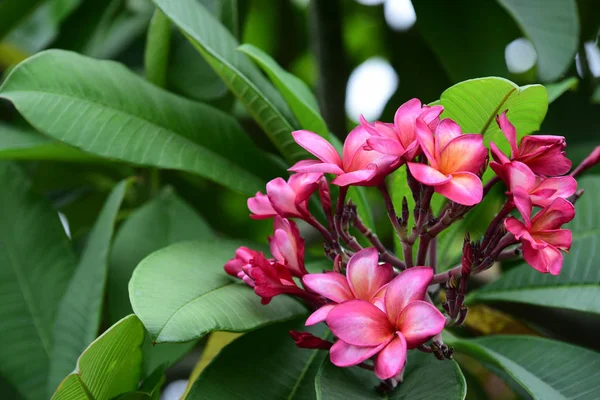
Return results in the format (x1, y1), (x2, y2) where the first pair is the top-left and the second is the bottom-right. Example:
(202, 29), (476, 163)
(269, 217), (308, 278)
(505, 198), (574, 275)
(325, 267), (445, 380)
(408, 118), (488, 206)
(302, 248), (393, 325)
(361, 98), (444, 162)
(289, 126), (400, 187)
(247, 173), (322, 219)
(501, 161), (577, 221)
(490, 111), (571, 179)
(225, 250), (307, 305)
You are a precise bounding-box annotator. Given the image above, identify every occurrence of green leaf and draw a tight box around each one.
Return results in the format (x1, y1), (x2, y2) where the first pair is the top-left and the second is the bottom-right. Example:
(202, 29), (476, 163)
(52, 315), (145, 400)
(0, 162), (76, 400)
(129, 241), (307, 343)
(152, 0), (305, 163)
(144, 8), (171, 88)
(0, 121), (95, 161)
(498, 0), (579, 82)
(187, 318), (324, 399)
(315, 351), (466, 399)
(0, 0), (46, 42)
(48, 180), (131, 393)
(0, 49), (282, 195)
(108, 187), (213, 324)
(545, 77), (579, 104)
(437, 77), (548, 181)
(448, 335), (600, 399)
(468, 175), (600, 314)
(239, 44), (329, 137)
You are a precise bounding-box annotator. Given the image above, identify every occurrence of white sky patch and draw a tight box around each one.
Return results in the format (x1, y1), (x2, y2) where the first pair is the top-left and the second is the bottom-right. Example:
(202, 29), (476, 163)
(505, 38), (537, 74)
(384, 0), (416, 31)
(346, 57), (399, 122)
(576, 41), (600, 78)
(58, 212), (71, 239)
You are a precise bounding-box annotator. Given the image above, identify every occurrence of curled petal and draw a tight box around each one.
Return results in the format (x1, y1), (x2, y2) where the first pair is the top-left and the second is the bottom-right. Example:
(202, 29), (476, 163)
(415, 118), (437, 168)
(531, 198), (575, 231)
(248, 192), (277, 219)
(505, 217), (532, 241)
(434, 172), (483, 206)
(398, 300), (446, 349)
(522, 241), (564, 275)
(347, 248), (394, 301)
(288, 160), (345, 175)
(511, 186), (533, 227)
(288, 173), (322, 204)
(534, 229), (572, 251)
(331, 169), (377, 187)
(374, 334), (407, 380)
(384, 267), (433, 327)
(326, 300), (394, 346)
(496, 111), (518, 156)
(531, 176), (577, 208)
(394, 98), (422, 138)
(366, 136), (406, 156)
(421, 105), (444, 126)
(407, 163), (451, 186)
(306, 304), (336, 326)
(302, 272), (353, 303)
(330, 340), (390, 367)
(292, 130), (342, 166)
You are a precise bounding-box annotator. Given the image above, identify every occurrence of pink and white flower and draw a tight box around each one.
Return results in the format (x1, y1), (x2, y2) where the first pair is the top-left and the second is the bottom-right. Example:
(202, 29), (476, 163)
(302, 248), (394, 325)
(408, 118), (488, 206)
(361, 98), (444, 162)
(325, 267), (445, 380)
(505, 198), (575, 275)
(289, 126), (400, 187)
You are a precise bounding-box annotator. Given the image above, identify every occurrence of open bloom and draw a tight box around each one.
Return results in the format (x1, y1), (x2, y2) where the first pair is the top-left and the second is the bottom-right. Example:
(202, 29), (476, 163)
(224, 249), (306, 304)
(325, 267), (445, 380)
(248, 173), (322, 219)
(289, 126), (400, 186)
(269, 217), (307, 277)
(408, 118), (488, 206)
(500, 161), (577, 220)
(490, 111), (571, 178)
(361, 98), (444, 162)
(505, 198), (574, 275)
(302, 248), (393, 325)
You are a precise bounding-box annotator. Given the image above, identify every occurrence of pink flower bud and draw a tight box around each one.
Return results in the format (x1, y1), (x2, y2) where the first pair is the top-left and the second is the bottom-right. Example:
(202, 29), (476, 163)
(289, 331), (332, 350)
(269, 217), (307, 277)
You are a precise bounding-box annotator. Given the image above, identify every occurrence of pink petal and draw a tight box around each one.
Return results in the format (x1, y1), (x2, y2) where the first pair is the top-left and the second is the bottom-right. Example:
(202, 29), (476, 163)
(271, 229), (302, 274)
(266, 178), (299, 216)
(522, 241), (564, 275)
(420, 105), (444, 126)
(287, 173), (322, 203)
(531, 176), (577, 208)
(288, 160), (345, 175)
(331, 169), (377, 187)
(302, 272), (353, 302)
(490, 142), (511, 165)
(394, 98), (422, 136)
(347, 248), (394, 301)
(366, 136), (405, 156)
(342, 125), (372, 171)
(434, 172), (483, 206)
(247, 192), (277, 219)
(326, 300), (394, 346)
(415, 118), (437, 168)
(292, 130), (342, 166)
(407, 163), (451, 186)
(434, 119), (462, 158)
(330, 340), (390, 367)
(398, 300), (446, 349)
(507, 161), (536, 193)
(384, 267), (433, 327)
(306, 304), (336, 326)
(496, 111), (518, 157)
(374, 334), (407, 380)
(504, 217), (532, 240)
(533, 229), (572, 251)
(438, 134), (487, 174)
(531, 198), (575, 231)
(511, 186), (532, 227)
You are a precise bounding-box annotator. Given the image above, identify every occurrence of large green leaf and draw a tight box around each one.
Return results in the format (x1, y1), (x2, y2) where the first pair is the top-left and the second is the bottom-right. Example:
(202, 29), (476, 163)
(48, 180), (130, 393)
(498, 0), (579, 82)
(187, 318), (324, 399)
(144, 8), (171, 88)
(239, 44), (329, 137)
(0, 162), (76, 400)
(152, 0), (305, 163)
(129, 241), (307, 343)
(108, 187), (213, 324)
(0, 121), (95, 161)
(448, 335), (600, 399)
(468, 176), (600, 314)
(52, 315), (145, 400)
(0, 50), (282, 195)
(315, 351), (466, 399)
(437, 77), (547, 181)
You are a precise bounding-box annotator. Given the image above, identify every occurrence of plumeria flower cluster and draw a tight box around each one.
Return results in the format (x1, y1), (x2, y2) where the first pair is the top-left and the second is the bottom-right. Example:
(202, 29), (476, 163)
(224, 99), (600, 389)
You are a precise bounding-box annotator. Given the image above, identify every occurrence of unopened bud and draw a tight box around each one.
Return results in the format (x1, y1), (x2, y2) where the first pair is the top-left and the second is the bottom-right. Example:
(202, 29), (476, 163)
(289, 331), (332, 350)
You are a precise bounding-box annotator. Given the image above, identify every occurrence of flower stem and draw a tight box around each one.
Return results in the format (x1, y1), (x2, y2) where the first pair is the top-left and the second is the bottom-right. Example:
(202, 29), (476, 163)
(353, 216), (406, 269)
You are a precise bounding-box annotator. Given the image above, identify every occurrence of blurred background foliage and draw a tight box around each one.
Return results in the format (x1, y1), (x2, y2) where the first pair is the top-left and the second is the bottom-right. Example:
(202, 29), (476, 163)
(1, 0), (599, 399)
